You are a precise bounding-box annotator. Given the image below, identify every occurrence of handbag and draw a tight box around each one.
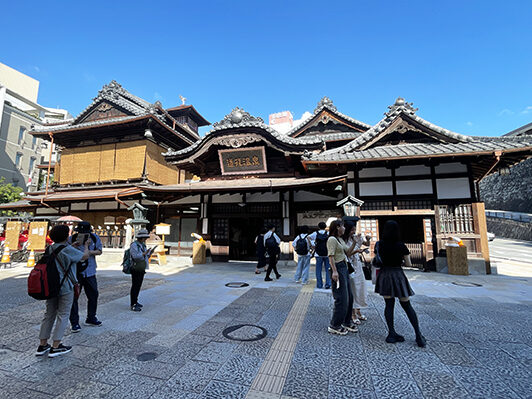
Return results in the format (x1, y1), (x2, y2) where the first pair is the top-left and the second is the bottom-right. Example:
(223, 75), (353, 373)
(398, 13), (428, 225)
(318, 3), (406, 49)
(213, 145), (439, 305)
(360, 253), (372, 280)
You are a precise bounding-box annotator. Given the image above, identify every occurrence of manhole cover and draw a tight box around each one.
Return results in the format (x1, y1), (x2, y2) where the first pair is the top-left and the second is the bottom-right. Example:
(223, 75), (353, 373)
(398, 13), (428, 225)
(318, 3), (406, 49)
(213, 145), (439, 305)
(222, 324), (267, 342)
(136, 352), (158, 361)
(225, 282), (249, 288)
(452, 282), (483, 287)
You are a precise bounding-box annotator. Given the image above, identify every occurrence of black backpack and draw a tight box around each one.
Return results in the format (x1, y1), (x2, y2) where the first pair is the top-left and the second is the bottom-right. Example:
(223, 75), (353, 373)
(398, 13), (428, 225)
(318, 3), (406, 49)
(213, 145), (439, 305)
(265, 234), (279, 255)
(315, 232), (328, 257)
(295, 234), (309, 256)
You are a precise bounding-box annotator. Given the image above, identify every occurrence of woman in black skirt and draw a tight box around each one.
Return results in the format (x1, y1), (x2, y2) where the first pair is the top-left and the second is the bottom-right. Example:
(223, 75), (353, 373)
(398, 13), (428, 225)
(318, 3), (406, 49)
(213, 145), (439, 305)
(375, 220), (426, 347)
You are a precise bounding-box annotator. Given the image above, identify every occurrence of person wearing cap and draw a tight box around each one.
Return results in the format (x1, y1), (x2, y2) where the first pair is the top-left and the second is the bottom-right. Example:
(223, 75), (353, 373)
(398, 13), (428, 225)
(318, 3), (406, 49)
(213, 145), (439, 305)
(69, 221), (103, 332)
(129, 228), (153, 312)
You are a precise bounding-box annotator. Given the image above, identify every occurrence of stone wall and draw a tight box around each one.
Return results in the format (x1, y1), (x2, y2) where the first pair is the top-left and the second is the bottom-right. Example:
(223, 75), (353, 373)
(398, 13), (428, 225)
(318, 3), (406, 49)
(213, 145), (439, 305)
(480, 157), (532, 213)
(486, 217), (532, 241)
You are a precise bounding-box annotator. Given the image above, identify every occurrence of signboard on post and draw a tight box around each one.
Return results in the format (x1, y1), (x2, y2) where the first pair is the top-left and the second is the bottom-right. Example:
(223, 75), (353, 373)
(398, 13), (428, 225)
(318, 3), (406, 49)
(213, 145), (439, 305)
(28, 221), (48, 250)
(218, 147), (267, 176)
(155, 223), (171, 236)
(5, 221), (22, 250)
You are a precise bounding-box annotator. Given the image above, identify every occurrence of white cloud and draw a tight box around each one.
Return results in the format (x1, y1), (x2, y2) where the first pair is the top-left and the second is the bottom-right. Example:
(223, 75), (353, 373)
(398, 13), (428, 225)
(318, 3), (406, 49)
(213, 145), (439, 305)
(466, 121), (473, 127)
(33, 66), (40, 73)
(498, 108), (514, 116)
(521, 106), (532, 114)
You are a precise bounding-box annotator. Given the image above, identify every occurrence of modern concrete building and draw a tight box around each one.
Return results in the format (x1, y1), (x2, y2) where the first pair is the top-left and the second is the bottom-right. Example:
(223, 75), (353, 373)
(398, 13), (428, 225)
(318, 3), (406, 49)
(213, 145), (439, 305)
(0, 62), (70, 190)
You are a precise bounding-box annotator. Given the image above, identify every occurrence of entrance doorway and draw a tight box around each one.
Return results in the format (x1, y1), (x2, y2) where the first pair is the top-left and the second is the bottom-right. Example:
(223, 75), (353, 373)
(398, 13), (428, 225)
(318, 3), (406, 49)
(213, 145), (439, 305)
(229, 218), (264, 260)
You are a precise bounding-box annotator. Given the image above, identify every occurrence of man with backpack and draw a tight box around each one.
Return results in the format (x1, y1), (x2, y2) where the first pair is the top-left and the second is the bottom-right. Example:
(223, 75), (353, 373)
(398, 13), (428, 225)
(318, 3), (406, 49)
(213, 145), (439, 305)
(309, 222), (331, 289)
(293, 226), (312, 285)
(69, 221), (103, 332)
(36, 224), (89, 357)
(263, 223), (281, 282)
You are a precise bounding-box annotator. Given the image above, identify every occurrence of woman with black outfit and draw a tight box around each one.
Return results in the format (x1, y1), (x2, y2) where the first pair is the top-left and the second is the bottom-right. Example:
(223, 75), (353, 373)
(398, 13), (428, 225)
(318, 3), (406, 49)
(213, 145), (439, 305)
(129, 229), (153, 312)
(375, 220), (426, 347)
(327, 219), (358, 335)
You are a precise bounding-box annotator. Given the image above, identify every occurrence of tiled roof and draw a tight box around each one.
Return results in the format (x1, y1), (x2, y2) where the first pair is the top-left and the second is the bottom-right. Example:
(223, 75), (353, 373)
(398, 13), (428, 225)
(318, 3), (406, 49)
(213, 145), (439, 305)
(306, 97), (480, 161)
(287, 97), (372, 137)
(304, 137), (532, 162)
(32, 81), (199, 141)
(164, 107), (324, 158)
(139, 175), (346, 192)
(504, 121), (532, 137)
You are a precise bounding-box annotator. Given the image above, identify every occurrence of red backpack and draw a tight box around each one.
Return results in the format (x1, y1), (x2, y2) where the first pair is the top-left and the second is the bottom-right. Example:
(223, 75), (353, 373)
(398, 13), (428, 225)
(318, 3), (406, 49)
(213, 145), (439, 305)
(28, 245), (66, 300)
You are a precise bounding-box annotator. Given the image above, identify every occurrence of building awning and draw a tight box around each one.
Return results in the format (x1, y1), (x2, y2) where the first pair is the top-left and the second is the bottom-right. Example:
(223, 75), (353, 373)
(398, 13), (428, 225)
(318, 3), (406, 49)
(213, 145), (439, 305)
(0, 200), (36, 210)
(140, 175), (346, 194)
(25, 187), (143, 203)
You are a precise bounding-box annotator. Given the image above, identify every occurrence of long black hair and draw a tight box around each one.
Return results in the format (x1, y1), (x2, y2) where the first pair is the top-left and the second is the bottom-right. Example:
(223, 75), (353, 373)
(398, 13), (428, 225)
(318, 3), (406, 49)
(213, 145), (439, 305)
(342, 221), (356, 242)
(381, 220), (401, 243)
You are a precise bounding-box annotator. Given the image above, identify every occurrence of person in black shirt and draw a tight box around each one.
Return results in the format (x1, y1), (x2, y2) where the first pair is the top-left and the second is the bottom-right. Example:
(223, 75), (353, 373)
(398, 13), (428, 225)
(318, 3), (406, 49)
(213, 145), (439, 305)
(375, 220), (426, 347)
(254, 228), (267, 274)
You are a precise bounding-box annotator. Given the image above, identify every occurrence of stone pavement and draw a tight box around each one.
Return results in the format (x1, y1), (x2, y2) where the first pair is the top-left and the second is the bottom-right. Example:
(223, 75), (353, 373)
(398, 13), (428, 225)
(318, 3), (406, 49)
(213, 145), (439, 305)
(0, 257), (531, 399)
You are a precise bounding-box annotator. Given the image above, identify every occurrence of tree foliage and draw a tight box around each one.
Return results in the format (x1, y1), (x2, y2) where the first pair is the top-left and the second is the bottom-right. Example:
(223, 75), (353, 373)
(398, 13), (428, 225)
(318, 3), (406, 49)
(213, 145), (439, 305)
(0, 177), (23, 216)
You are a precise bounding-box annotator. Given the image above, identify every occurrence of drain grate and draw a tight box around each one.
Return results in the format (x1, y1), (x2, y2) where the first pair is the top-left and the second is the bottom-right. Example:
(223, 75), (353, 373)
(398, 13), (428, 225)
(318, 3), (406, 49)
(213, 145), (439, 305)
(225, 282), (249, 288)
(452, 282), (483, 287)
(136, 352), (158, 361)
(222, 324), (267, 342)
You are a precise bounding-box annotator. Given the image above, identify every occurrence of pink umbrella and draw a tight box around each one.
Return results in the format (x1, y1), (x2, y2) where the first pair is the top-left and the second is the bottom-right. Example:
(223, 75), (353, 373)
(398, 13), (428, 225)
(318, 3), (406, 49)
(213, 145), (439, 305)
(57, 215), (83, 222)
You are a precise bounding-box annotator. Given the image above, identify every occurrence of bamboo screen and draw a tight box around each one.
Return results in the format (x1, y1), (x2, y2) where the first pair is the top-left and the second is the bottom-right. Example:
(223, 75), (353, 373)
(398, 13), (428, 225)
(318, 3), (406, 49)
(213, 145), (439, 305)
(59, 141), (147, 184)
(5, 221), (22, 250)
(28, 221), (48, 250)
(145, 141), (179, 185)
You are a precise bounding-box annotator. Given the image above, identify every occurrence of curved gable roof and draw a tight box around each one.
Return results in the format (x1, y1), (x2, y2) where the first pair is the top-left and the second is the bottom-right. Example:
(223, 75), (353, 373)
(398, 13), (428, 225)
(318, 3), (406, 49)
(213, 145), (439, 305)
(288, 97), (371, 138)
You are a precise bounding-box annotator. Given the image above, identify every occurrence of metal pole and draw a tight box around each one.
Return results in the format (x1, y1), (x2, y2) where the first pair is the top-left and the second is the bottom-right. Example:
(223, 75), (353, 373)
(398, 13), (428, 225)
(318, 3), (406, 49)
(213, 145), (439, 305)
(44, 133), (54, 196)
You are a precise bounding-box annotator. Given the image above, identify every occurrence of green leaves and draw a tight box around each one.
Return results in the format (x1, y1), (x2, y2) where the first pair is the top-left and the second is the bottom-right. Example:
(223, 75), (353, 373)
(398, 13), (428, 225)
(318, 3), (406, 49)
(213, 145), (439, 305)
(0, 177), (23, 216)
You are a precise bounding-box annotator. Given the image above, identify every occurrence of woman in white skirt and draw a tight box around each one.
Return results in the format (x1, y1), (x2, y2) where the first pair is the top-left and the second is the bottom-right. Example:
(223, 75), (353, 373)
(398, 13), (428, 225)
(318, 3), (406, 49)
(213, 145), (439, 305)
(343, 221), (371, 324)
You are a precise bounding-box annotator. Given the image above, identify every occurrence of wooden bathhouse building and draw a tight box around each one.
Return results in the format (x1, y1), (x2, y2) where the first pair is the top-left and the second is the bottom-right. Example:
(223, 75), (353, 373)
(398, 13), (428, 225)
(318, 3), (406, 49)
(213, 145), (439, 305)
(3, 82), (532, 272)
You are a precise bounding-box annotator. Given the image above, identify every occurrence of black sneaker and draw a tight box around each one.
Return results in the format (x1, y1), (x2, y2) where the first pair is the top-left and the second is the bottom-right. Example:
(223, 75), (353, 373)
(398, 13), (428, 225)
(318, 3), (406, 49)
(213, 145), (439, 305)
(341, 322), (359, 333)
(84, 319), (102, 327)
(275, 274), (281, 279)
(264, 277), (273, 282)
(48, 344), (72, 358)
(416, 335), (427, 348)
(71, 324), (81, 333)
(36, 344), (51, 356)
(328, 326), (348, 336)
(137, 303), (143, 308)
(386, 333), (405, 343)
(131, 304), (142, 312)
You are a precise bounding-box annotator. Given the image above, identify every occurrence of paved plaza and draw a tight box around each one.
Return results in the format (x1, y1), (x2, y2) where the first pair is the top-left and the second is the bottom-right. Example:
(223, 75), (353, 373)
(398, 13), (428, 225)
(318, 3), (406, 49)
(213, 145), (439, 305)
(1, 244), (531, 399)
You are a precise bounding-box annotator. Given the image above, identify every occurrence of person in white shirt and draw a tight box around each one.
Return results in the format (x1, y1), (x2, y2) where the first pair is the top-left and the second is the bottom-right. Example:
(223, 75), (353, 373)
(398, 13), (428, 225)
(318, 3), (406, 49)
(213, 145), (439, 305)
(308, 222), (331, 289)
(293, 226), (312, 284)
(263, 224), (281, 281)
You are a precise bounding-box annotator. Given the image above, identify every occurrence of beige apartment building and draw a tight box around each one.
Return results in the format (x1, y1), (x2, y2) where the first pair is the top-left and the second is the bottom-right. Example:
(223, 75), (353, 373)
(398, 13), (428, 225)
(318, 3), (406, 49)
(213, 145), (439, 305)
(0, 62), (70, 191)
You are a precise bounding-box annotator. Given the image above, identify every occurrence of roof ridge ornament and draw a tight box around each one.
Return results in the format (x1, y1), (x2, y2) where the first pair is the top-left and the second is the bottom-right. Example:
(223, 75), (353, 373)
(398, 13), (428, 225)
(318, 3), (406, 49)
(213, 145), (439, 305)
(385, 97), (418, 118)
(213, 107), (264, 129)
(314, 96), (337, 114)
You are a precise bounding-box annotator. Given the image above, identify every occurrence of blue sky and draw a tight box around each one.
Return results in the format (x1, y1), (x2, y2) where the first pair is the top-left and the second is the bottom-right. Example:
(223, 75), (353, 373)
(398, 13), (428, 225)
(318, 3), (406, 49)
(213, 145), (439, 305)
(2, 1), (531, 136)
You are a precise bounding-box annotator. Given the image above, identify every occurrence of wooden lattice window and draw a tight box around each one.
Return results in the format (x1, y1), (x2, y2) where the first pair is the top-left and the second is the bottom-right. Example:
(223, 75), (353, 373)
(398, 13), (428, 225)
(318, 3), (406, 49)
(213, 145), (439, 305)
(437, 205), (474, 234)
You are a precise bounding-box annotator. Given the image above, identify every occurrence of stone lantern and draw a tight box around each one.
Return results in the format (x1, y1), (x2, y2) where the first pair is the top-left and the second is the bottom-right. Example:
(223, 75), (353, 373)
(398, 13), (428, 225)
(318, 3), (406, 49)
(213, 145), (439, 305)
(336, 195), (364, 222)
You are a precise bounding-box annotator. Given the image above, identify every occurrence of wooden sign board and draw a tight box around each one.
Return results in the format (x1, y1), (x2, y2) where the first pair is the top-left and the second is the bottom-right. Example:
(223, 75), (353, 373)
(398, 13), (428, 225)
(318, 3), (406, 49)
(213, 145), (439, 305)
(219, 146), (267, 176)
(5, 221), (22, 250)
(28, 221), (48, 250)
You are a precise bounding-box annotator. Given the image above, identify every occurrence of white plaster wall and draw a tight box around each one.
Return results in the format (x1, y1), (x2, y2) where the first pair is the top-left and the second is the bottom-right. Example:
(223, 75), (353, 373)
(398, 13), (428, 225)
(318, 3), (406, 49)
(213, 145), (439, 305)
(89, 201), (118, 210)
(359, 181), (393, 196)
(212, 193), (242, 203)
(436, 177), (471, 199)
(395, 165), (430, 176)
(396, 179), (433, 195)
(246, 192), (279, 203)
(359, 167), (391, 178)
(435, 162), (467, 174)
(70, 202), (87, 211)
